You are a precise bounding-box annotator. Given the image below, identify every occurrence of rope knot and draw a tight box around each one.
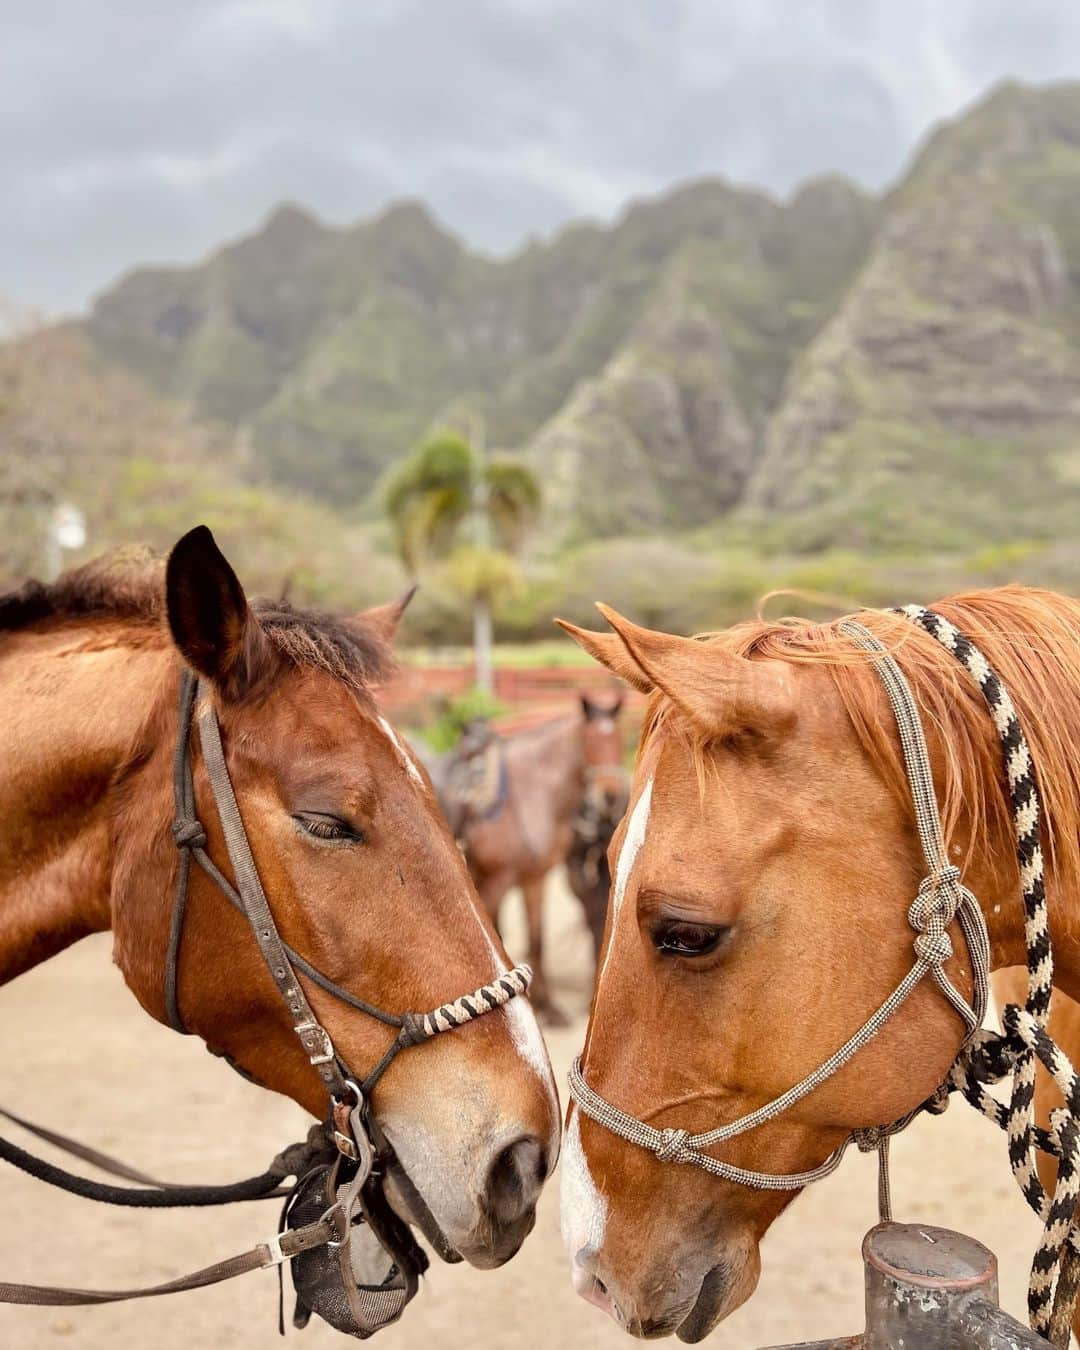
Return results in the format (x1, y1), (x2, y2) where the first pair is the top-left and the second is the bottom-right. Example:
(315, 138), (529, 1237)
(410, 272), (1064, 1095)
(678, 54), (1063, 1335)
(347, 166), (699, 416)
(908, 864), (963, 930)
(398, 1013), (433, 1047)
(914, 929), (954, 967)
(924, 1082), (951, 1116)
(653, 1128), (691, 1164)
(854, 1126), (884, 1153)
(171, 819), (207, 850)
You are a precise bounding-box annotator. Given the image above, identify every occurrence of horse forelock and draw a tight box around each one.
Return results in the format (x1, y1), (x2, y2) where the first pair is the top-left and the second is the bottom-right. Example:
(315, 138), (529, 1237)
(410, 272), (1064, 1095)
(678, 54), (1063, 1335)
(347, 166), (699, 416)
(0, 548), (395, 699)
(637, 585), (1080, 901)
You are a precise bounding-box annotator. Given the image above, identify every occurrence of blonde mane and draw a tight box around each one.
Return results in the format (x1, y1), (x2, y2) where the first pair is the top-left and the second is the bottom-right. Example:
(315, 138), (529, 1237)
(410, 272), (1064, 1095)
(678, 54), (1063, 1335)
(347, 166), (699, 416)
(641, 585), (1080, 898)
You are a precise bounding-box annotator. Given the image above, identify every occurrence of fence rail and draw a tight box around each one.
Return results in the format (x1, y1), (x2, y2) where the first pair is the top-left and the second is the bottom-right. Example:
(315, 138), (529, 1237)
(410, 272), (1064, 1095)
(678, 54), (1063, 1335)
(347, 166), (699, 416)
(762, 1222), (1052, 1349)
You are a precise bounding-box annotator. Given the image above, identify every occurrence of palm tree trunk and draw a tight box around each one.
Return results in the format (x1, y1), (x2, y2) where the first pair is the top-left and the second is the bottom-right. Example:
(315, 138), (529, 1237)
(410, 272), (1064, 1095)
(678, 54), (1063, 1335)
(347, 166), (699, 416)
(473, 595), (493, 695)
(470, 416), (495, 694)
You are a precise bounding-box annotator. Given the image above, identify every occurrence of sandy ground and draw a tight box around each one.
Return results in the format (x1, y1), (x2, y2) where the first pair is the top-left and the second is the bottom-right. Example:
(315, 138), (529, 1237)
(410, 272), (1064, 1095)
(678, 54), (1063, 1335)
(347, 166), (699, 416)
(0, 875), (1047, 1350)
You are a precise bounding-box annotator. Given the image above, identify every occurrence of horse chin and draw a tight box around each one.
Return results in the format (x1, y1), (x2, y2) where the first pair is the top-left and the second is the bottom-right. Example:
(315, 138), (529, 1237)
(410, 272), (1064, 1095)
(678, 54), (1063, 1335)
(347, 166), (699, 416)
(382, 1161), (463, 1265)
(675, 1244), (761, 1344)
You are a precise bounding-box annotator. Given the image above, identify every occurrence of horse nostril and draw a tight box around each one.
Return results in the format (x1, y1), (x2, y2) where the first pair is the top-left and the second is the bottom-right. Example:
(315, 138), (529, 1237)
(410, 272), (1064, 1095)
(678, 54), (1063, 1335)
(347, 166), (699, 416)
(485, 1135), (546, 1226)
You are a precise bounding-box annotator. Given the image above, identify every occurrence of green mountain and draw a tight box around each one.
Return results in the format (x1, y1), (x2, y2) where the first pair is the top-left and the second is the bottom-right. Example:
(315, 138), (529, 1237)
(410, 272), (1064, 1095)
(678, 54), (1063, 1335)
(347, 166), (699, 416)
(83, 172), (875, 533)
(15, 76), (1080, 631)
(742, 81), (1080, 552)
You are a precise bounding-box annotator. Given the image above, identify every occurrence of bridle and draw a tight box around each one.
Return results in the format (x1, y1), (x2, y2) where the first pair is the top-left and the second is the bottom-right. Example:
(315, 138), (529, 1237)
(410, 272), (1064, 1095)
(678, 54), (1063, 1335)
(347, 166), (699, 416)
(0, 665), (534, 1324)
(166, 667), (531, 1101)
(568, 607), (1080, 1341)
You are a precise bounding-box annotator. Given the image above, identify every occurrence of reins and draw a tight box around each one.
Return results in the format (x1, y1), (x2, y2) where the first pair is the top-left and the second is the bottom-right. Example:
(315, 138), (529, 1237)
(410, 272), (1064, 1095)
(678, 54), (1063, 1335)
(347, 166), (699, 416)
(569, 605), (1080, 1343)
(1, 665), (534, 1315)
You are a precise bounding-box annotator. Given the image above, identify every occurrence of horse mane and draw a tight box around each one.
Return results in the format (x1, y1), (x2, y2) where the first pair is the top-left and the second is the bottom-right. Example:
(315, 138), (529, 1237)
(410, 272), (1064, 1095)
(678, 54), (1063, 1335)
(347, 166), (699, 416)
(642, 585), (1080, 899)
(0, 546), (395, 696)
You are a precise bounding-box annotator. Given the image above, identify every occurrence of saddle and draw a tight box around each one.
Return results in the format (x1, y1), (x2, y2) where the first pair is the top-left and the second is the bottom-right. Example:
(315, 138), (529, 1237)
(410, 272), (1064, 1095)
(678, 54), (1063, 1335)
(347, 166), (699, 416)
(442, 724), (507, 837)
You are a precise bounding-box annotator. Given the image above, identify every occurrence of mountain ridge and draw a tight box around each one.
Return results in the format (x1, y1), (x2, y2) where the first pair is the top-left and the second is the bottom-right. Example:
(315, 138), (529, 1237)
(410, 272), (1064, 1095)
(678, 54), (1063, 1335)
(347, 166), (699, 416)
(37, 78), (1080, 556)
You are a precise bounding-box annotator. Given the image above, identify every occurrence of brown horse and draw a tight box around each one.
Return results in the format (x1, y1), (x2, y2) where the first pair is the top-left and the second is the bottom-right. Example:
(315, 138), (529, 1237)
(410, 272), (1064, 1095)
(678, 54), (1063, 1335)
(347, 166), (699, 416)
(458, 694), (626, 1023)
(0, 528), (559, 1281)
(557, 587), (1080, 1340)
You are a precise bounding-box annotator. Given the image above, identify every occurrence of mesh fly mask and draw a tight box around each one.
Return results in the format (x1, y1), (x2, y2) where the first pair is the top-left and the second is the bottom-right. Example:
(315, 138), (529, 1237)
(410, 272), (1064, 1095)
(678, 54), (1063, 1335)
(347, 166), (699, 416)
(569, 607), (1080, 1340)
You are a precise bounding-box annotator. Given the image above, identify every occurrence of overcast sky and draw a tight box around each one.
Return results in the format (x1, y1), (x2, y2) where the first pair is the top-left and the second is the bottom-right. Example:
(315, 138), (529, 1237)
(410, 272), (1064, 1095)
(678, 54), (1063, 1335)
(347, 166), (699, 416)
(5, 0), (1080, 314)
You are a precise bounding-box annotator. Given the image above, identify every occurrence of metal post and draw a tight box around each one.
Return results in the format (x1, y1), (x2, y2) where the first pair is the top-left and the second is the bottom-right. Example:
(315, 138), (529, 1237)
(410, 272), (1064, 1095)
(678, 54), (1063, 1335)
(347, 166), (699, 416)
(762, 1222), (1052, 1349)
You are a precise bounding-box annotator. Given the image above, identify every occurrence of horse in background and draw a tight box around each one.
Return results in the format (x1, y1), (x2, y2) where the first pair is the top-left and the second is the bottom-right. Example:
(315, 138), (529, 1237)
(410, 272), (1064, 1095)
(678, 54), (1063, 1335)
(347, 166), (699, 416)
(422, 693), (626, 1022)
(566, 718), (630, 964)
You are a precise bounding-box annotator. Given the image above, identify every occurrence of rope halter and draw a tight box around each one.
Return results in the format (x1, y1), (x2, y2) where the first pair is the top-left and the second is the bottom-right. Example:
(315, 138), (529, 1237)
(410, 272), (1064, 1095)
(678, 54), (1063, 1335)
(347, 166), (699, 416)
(569, 617), (991, 1196)
(569, 604), (1080, 1339)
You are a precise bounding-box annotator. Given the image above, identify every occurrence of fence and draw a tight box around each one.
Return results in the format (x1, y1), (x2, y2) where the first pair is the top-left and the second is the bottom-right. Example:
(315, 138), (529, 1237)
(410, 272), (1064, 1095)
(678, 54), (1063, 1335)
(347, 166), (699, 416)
(377, 660), (644, 733)
(763, 1223), (1052, 1349)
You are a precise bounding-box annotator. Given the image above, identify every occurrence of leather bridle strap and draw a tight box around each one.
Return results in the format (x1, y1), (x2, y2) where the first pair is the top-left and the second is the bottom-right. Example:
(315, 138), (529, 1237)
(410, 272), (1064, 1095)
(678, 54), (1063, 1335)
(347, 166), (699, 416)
(0, 667), (535, 1311)
(0, 1212), (341, 1307)
(165, 668), (533, 1098)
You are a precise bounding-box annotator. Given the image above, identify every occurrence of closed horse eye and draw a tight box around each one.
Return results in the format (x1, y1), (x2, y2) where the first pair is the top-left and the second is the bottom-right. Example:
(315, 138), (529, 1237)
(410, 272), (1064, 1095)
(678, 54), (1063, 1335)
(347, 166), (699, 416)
(292, 812), (364, 846)
(651, 920), (728, 958)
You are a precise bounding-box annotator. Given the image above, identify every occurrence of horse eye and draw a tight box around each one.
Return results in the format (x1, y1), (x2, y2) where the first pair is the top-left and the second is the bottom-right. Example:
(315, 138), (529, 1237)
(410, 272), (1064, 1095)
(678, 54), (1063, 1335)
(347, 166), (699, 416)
(652, 921), (726, 958)
(293, 813), (363, 846)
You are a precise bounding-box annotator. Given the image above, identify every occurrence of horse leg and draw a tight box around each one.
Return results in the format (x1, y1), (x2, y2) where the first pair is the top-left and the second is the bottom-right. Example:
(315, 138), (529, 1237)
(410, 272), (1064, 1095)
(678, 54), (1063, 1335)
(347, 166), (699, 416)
(476, 867), (514, 941)
(521, 873), (567, 1027)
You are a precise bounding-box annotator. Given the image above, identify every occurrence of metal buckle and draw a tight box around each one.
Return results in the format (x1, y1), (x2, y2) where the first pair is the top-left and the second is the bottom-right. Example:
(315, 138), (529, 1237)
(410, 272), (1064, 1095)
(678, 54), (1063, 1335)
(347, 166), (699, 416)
(331, 1081), (368, 1164)
(296, 1020), (335, 1066)
(333, 1130), (359, 1160)
(265, 1231), (289, 1265)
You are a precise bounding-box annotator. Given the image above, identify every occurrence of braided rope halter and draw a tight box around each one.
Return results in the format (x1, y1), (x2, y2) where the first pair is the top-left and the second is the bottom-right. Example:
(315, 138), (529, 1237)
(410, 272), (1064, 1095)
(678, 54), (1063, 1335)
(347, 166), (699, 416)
(568, 606), (1080, 1339)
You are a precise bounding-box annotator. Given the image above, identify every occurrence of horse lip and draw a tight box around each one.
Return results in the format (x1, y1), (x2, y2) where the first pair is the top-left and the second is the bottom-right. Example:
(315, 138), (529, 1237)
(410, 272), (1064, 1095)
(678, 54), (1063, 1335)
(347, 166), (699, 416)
(383, 1157), (463, 1264)
(675, 1264), (729, 1343)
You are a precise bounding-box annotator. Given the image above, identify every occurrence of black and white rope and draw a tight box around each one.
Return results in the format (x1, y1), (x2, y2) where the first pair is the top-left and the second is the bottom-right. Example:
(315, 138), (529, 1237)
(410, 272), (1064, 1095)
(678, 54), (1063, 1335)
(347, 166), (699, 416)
(568, 603), (1080, 1339)
(898, 605), (1075, 1335)
(413, 967), (533, 1039)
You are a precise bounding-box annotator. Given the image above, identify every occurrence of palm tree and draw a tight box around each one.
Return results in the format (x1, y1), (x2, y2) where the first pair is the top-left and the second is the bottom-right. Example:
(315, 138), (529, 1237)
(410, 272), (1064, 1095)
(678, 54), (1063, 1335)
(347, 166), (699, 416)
(384, 429), (540, 692)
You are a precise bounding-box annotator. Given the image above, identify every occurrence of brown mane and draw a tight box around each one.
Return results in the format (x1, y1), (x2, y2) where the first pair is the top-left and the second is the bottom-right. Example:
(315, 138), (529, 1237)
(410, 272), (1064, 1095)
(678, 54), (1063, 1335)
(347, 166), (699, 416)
(0, 546), (394, 695)
(642, 585), (1080, 898)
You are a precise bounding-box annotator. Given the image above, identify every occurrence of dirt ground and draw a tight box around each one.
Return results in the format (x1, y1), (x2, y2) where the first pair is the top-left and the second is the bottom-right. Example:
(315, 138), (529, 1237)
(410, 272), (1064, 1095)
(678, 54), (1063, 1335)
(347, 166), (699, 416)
(0, 875), (1046, 1350)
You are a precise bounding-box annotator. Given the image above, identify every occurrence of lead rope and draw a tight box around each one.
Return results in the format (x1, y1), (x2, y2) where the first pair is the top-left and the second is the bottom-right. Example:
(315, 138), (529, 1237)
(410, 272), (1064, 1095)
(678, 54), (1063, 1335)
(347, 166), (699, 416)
(896, 606), (1080, 1341)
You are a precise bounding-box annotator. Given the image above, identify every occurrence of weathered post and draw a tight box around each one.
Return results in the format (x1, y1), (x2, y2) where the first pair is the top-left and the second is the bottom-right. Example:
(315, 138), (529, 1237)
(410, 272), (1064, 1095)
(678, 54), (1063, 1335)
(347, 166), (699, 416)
(762, 1222), (1052, 1348)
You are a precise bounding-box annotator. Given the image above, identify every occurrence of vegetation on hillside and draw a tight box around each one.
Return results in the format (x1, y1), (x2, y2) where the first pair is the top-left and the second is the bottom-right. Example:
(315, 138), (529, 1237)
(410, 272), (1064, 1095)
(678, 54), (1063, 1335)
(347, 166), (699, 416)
(6, 81), (1080, 644)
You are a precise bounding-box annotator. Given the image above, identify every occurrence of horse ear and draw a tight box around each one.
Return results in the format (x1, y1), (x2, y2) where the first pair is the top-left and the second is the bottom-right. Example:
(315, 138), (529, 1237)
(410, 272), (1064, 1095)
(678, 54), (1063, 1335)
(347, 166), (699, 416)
(165, 526), (274, 700)
(554, 618), (654, 693)
(595, 604), (794, 737)
(357, 585), (418, 644)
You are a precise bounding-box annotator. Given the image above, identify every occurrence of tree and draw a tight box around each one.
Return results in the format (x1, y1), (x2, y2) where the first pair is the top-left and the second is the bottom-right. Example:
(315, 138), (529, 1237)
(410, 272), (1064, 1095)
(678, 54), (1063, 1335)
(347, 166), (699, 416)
(384, 429), (540, 691)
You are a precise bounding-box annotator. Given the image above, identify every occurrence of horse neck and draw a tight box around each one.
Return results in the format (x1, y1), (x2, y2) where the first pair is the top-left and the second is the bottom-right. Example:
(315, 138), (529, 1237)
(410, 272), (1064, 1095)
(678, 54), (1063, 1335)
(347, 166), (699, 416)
(0, 622), (173, 982)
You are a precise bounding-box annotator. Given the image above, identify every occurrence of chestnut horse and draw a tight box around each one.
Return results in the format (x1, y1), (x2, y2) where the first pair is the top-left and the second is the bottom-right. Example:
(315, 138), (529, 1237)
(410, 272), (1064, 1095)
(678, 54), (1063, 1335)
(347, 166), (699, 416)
(461, 694), (626, 1023)
(0, 529), (558, 1283)
(557, 587), (1080, 1340)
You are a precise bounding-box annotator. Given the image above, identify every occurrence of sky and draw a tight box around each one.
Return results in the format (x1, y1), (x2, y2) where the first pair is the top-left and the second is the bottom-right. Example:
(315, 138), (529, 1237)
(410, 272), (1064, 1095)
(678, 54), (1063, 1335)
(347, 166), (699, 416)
(5, 0), (1080, 315)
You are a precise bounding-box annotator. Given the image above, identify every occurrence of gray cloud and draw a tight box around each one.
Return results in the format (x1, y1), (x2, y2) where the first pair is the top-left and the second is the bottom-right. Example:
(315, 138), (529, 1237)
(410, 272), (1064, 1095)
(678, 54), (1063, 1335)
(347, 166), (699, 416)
(3, 0), (1077, 312)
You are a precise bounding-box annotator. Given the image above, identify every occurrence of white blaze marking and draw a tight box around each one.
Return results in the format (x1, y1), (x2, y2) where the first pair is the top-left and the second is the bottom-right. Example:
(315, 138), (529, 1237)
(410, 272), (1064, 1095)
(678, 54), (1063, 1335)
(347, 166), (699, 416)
(378, 716), (425, 785)
(595, 776), (653, 993)
(561, 1109), (608, 1265)
(470, 904), (561, 1148)
(378, 715), (558, 1138)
